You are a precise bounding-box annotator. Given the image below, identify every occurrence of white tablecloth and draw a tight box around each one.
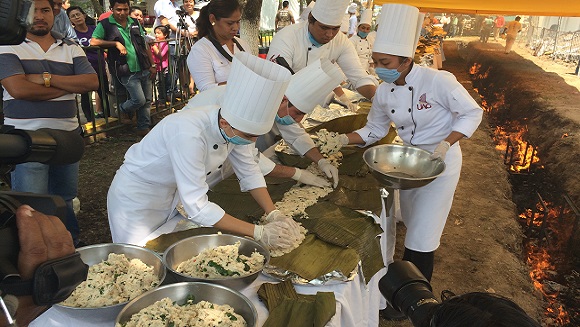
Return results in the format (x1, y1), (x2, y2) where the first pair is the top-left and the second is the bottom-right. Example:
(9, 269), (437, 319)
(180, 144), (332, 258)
(30, 265), (386, 327)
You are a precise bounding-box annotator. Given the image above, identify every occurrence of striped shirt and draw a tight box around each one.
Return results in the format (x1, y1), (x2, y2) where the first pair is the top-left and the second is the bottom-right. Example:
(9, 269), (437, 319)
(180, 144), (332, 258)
(0, 32), (95, 131)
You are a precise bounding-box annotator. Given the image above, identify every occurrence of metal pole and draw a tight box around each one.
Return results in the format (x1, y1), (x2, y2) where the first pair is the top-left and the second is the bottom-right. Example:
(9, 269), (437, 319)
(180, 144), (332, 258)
(553, 17), (562, 60)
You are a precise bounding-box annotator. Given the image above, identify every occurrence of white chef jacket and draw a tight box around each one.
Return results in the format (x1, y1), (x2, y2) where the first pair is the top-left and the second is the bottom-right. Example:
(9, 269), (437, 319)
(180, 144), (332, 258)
(355, 64), (483, 252)
(348, 15), (358, 36)
(107, 106), (266, 245)
(187, 36), (250, 92)
(183, 85), (317, 179)
(349, 33), (376, 71)
(153, 0), (180, 40)
(267, 22), (378, 90)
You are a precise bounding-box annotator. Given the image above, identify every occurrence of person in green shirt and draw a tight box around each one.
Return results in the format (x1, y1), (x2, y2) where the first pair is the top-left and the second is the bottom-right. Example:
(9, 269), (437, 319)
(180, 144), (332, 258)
(91, 0), (157, 136)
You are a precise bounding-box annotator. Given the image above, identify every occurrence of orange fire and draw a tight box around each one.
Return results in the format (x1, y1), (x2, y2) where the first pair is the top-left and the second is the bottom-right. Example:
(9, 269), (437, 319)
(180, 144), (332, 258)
(469, 62), (490, 79)
(493, 124), (542, 172)
(521, 201), (573, 326)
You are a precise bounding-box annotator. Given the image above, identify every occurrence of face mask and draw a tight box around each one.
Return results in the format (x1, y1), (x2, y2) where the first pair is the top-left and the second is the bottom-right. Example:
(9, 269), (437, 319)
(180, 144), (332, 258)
(357, 31), (369, 38)
(274, 102), (296, 125)
(220, 127), (254, 145)
(375, 62), (405, 84)
(308, 31), (323, 48)
(275, 114), (295, 125)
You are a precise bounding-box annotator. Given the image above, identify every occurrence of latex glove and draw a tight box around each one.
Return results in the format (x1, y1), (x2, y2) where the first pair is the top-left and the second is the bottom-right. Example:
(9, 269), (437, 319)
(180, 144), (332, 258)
(338, 134), (350, 147)
(264, 209), (286, 223)
(430, 141), (451, 161)
(318, 158), (339, 188)
(253, 219), (301, 249)
(291, 168), (331, 188)
(335, 93), (358, 112)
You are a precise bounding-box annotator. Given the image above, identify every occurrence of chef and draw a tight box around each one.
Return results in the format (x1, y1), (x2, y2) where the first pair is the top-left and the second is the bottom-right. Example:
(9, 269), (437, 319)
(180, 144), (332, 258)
(267, 0), (377, 102)
(349, 9), (375, 72)
(184, 58), (346, 189)
(107, 52), (302, 248)
(335, 4), (483, 318)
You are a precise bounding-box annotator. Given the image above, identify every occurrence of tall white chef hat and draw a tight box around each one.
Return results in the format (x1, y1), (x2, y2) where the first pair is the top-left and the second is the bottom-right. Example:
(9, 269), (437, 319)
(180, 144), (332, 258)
(285, 59), (346, 114)
(359, 9), (373, 27)
(340, 14), (349, 33)
(347, 3), (357, 14)
(299, 1), (315, 22)
(221, 52), (292, 135)
(373, 4), (424, 58)
(311, 0), (350, 26)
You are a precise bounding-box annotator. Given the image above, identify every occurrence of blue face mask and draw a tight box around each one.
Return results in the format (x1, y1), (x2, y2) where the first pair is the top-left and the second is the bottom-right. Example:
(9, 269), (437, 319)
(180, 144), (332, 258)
(308, 31), (323, 48)
(274, 102), (296, 125)
(220, 127), (254, 145)
(357, 31), (369, 38)
(375, 62), (405, 83)
(275, 114), (295, 125)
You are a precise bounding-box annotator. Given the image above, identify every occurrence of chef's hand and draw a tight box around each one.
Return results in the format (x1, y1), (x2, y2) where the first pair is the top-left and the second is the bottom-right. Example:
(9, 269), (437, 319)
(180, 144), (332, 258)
(430, 140), (451, 161)
(337, 134), (350, 147)
(335, 93), (358, 112)
(317, 159), (339, 188)
(253, 219), (301, 249)
(291, 168), (331, 188)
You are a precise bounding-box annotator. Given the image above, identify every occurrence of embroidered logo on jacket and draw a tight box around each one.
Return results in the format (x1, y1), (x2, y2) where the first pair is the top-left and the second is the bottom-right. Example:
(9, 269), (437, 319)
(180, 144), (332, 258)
(417, 93), (432, 110)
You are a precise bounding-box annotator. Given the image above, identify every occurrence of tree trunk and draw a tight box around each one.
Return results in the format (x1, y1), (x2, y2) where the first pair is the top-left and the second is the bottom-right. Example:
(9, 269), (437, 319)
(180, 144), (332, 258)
(88, 0), (104, 16)
(239, 0), (263, 56)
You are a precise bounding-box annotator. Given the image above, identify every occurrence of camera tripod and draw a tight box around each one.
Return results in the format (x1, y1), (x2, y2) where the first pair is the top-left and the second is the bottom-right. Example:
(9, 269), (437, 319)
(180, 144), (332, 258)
(168, 12), (196, 110)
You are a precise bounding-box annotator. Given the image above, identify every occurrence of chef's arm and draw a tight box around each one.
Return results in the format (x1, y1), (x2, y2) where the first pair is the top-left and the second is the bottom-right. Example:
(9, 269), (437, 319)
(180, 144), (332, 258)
(248, 187), (277, 213)
(356, 84), (376, 100)
(303, 147), (325, 163)
(443, 131), (466, 146)
(265, 164), (298, 179)
(343, 132), (365, 145)
(213, 214), (256, 238)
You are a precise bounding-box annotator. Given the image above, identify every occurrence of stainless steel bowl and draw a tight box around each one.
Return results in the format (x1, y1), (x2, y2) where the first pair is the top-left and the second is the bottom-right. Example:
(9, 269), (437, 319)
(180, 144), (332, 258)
(363, 144), (446, 189)
(163, 234), (269, 290)
(116, 282), (258, 327)
(53, 243), (166, 323)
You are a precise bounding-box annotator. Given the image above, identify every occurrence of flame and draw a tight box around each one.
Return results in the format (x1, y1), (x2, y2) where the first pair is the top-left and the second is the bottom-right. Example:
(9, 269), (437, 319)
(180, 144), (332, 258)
(561, 133), (568, 138)
(521, 201), (574, 326)
(493, 124), (542, 172)
(469, 62), (490, 79)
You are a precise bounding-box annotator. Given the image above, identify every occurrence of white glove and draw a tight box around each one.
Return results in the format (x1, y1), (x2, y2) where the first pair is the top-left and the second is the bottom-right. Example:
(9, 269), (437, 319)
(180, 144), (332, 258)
(291, 168), (331, 188)
(318, 158), (339, 188)
(335, 93), (358, 112)
(338, 134), (350, 146)
(430, 141), (451, 161)
(253, 218), (302, 249)
(264, 209), (286, 223)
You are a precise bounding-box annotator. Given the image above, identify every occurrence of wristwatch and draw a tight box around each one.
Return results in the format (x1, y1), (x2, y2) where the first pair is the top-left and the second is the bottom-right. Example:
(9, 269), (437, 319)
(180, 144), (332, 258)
(43, 72), (51, 87)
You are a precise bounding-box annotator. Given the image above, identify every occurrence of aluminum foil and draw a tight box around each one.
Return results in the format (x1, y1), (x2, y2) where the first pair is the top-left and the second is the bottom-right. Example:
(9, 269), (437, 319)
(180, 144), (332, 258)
(262, 263), (358, 286)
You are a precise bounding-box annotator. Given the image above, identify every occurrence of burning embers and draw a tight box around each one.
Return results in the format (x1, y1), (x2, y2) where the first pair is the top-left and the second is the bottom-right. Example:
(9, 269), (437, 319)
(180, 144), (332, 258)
(519, 194), (576, 326)
(469, 62), (490, 79)
(493, 124), (542, 173)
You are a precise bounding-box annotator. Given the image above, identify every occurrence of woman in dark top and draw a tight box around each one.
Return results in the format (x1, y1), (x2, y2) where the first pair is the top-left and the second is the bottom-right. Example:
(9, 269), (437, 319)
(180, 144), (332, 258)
(67, 6), (109, 120)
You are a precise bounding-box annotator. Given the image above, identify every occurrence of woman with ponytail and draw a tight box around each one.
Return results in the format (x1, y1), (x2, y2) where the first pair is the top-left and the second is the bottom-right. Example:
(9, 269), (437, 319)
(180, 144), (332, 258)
(186, 0), (251, 92)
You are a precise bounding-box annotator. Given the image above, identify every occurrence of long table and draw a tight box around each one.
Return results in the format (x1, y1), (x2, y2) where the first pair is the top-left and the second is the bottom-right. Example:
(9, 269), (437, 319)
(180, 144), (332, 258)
(30, 265), (386, 327)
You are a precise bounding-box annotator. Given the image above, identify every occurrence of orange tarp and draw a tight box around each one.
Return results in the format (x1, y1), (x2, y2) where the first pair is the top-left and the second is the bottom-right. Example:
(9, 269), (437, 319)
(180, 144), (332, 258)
(373, 0), (580, 17)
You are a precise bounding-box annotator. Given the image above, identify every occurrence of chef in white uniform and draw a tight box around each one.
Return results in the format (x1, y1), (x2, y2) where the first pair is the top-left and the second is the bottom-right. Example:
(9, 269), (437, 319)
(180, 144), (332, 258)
(184, 58), (346, 188)
(337, 3), (483, 285)
(267, 0), (377, 101)
(349, 10), (375, 72)
(107, 52), (302, 248)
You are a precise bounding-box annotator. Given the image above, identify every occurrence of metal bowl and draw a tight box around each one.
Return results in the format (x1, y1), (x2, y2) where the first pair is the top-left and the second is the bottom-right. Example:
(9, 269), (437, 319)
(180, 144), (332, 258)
(163, 234), (270, 290)
(363, 144), (446, 190)
(116, 282), (257, 327)
(53, 243), (166, 322)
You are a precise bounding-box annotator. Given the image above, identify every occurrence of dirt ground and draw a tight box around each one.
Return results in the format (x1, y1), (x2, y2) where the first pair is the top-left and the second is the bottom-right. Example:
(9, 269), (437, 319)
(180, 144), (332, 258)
(75, 37), (580, 326)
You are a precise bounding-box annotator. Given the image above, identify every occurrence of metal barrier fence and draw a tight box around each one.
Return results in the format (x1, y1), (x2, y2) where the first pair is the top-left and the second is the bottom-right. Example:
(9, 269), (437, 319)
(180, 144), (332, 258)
(524, 24), (580, 62)
(80, 44), (191, 141)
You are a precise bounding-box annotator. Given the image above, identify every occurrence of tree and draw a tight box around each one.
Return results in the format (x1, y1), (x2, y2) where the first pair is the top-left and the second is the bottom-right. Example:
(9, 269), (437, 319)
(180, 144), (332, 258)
(239, 0), (263, 56)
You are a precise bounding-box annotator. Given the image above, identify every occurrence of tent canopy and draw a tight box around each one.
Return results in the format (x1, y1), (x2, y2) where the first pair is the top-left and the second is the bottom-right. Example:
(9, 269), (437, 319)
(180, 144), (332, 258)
(373, 0), (580, 17)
